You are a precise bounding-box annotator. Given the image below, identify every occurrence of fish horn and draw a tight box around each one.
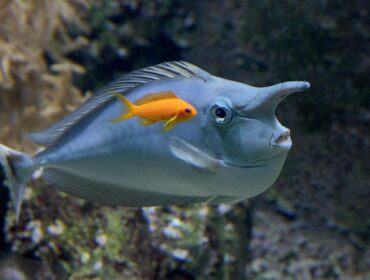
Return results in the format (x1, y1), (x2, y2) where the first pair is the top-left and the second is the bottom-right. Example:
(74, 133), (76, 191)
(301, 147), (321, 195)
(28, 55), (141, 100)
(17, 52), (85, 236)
(248, 81), (310, 114)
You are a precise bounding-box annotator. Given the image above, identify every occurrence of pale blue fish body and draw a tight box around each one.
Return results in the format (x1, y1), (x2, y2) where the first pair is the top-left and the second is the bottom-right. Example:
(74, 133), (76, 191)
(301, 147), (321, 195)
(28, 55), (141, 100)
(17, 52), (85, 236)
(0, 61), (310, 218)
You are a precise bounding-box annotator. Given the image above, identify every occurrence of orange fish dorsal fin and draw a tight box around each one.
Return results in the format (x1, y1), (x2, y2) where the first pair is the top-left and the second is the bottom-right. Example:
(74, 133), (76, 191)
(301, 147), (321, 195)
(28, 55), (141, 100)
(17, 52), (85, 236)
(135, 91), (178, 106)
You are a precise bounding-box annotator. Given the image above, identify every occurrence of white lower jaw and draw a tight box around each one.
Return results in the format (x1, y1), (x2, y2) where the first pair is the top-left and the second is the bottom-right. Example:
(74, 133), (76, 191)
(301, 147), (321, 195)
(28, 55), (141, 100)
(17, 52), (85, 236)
(271, 136), (292, 151)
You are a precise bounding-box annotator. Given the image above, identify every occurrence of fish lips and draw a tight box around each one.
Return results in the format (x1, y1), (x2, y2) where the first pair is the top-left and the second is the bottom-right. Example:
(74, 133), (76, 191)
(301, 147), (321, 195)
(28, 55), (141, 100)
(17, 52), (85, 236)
(270, 130), (292, 150)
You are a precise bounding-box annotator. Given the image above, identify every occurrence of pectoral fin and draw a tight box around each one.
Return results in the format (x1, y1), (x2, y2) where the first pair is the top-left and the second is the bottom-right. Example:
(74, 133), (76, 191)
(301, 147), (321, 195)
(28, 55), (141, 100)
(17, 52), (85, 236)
(168, 137), (222, 173)
(163, 115), (178, 131)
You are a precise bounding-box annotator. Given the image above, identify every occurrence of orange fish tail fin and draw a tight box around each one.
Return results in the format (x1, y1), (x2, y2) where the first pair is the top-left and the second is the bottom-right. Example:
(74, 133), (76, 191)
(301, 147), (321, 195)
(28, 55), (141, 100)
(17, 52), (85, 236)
(112, 93), (137, 123)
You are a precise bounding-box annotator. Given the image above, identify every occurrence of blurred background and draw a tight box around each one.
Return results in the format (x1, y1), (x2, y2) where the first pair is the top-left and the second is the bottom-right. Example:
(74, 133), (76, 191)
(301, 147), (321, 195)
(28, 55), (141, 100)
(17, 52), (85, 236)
(0, 0), (369, 279)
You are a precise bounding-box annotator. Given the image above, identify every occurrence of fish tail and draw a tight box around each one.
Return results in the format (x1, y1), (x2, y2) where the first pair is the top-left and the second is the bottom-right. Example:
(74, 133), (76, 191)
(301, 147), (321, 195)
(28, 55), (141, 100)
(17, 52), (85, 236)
(0, 143), (37, 221)
(112, 93), (137, 123)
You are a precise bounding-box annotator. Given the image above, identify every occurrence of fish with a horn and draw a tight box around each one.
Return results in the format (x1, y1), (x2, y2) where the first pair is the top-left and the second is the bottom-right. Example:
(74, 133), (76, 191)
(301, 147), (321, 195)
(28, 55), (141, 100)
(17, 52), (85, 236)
(0, 61), (310, 220)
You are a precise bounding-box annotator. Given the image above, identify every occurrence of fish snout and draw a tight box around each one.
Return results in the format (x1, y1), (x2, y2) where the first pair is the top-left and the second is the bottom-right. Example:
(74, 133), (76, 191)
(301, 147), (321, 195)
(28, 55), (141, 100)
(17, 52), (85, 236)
(271, 129), (292, 150)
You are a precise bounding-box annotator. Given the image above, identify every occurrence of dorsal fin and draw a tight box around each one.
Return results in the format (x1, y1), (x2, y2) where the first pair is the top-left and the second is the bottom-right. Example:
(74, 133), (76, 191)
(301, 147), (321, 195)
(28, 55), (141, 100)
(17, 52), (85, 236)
(135, 91), (178, 106)
(28, 61), (212, 146)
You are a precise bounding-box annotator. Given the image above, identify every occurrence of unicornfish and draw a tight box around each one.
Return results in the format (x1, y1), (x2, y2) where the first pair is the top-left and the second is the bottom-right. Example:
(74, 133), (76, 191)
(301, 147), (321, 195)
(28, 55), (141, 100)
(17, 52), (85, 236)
(0, 61), (310, 220)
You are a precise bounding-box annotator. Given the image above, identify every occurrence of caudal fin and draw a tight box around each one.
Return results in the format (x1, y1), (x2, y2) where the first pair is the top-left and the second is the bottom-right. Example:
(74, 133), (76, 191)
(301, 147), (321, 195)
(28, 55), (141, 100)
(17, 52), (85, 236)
(112, 93), (136, 123)
(0, 144), (36, 221)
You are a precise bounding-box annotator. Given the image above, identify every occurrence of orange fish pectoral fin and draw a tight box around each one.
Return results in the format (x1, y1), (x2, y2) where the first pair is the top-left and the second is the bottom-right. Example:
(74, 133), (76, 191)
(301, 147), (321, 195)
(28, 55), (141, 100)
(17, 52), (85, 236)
(111, 93), (136, 123)
(162, 115), (178, 132)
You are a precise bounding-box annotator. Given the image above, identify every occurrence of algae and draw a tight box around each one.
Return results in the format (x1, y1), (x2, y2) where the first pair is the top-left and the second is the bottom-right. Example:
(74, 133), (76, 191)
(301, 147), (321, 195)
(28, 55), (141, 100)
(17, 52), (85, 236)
(0, 0), (89, 149)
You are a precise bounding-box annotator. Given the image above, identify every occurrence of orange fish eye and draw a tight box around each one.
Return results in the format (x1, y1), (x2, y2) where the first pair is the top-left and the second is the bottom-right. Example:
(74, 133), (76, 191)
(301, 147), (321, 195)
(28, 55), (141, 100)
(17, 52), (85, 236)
(185, 108), (191, 114)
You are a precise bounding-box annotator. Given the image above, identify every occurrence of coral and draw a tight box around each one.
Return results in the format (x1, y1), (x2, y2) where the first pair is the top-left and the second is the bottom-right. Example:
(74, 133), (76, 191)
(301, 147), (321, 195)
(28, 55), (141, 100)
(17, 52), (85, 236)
(0, 0), (89, 150)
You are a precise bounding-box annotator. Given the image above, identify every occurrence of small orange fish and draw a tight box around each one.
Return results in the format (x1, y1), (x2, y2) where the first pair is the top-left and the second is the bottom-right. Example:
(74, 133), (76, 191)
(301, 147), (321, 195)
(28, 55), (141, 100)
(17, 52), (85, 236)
(112, 91), (197, 131)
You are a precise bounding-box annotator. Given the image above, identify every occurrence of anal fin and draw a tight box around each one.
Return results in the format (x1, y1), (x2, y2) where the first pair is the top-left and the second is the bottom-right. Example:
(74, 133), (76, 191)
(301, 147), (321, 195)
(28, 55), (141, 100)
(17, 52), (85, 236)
(43, 168), (212, 207)
(139, 118), (156, 126)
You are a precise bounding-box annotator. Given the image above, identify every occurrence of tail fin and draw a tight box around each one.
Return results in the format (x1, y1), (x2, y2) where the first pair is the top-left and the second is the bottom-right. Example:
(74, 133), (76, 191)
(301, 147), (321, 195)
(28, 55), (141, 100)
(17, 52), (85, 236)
(0, 144), (36, 221)
(112, 93), (137, 123)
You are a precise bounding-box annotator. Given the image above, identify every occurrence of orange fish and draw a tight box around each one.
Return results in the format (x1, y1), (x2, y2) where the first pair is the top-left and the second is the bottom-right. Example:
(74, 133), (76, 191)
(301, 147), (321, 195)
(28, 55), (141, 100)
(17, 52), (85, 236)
(112, 91), (197, 131)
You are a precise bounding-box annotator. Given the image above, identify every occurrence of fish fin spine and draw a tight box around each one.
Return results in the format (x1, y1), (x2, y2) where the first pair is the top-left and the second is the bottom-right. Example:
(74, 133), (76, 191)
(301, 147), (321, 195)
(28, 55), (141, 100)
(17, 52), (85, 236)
(27, 61), (210, 147)
(0, 144), (36, 221)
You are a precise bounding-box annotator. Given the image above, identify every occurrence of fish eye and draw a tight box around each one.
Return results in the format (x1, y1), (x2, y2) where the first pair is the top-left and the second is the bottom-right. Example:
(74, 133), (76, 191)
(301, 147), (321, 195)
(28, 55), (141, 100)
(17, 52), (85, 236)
(210, 104), (233, 124)
(185, 108), (191, 113)
(215, 108), (226, 118)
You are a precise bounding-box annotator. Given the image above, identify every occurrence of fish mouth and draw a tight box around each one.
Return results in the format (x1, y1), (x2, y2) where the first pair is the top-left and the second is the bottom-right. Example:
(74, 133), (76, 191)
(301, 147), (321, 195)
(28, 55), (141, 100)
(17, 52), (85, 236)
(270, 130), (292, 150)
